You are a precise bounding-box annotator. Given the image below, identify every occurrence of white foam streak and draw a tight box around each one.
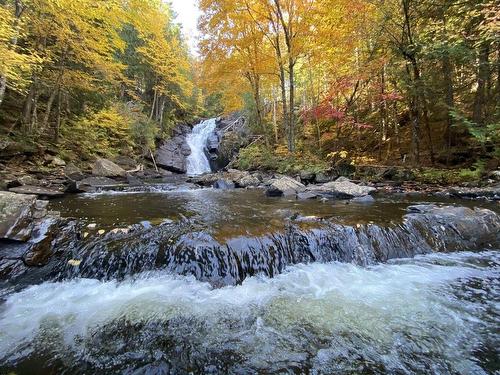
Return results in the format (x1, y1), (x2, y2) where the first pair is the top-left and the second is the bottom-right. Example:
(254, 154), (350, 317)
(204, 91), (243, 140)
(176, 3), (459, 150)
(0, 251), (498, 372)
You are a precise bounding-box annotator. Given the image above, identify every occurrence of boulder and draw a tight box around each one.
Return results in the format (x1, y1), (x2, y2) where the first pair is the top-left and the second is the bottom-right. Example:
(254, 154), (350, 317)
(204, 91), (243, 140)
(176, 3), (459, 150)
(67, 177), (120, 193)
(64, 163), (85, 181)
(237, 174), (261, 188)
(266, 176), (306, 197)
(51, 157), (66, 167)
(299, 171), (316, 184)
(155, 136), (190, 174)
(0, 192), (38, 240)
(315, 173), (333, 184)
(113, 156), (137, 170)
(213, 179), (235, 190)
(297, 191), (318, 200)
(92, 158), (126, 178)
(307, 179), (376, 199)
(9, 186), (65, 198)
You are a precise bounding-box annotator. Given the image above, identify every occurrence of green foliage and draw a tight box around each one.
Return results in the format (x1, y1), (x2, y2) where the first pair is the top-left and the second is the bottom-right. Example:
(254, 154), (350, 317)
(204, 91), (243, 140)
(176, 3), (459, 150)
(450, 110), (500, 147)
(129, 115), (158, 152)
(59, 103), (158, 160)
(415, 161), (487, 184)
(237, 143), (329, 175)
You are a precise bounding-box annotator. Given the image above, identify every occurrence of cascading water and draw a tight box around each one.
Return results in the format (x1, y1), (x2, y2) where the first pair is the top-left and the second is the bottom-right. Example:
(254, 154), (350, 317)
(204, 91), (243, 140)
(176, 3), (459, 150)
(186, 118), (217, 175)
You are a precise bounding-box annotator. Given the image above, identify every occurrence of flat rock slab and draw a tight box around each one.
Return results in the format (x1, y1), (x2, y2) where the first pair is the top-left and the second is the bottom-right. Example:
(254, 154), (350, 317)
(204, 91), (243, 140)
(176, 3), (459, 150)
(266, 176), (306, 197)
(9, 186), (65, 198)
(308, 180), (376, 198)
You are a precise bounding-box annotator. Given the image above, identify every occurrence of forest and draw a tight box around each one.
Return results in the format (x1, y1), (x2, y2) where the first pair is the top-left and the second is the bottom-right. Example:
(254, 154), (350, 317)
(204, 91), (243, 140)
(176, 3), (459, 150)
(0, 0), (499, 182)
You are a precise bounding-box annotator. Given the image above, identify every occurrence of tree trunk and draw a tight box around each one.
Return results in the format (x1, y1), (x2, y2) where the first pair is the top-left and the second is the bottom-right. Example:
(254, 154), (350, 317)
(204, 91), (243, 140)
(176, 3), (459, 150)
(472, 43), (490, 125)
(22, 81), (37, 134)
(0, 0), (25, 107)
(54, 89), (62, 143)
(149, 89), (157, 121)
(288, 60), (295, 153)
(42, 88), (58, 130)
(379, 66), (387, 161)
(442, 51), (455, 165)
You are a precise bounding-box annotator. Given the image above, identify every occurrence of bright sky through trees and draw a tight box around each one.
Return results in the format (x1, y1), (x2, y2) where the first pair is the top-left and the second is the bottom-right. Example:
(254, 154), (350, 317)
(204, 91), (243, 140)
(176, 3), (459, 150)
(169, 0), (201, 54)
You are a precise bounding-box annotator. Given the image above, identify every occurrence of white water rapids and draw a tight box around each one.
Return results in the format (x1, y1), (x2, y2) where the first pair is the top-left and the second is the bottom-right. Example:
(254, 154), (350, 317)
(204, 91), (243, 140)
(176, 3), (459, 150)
(0, 251), (498, 373)
(186, 118), (217, 175)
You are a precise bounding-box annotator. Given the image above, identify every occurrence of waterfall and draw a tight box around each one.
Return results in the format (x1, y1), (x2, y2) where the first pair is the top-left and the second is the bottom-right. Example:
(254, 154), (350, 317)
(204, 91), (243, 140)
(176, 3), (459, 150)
(186, 118), (217, 175)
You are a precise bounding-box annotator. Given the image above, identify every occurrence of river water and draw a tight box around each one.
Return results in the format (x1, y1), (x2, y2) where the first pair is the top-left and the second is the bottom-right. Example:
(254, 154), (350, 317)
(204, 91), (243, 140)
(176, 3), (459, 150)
(0, 250), (498, 374)
(0, 187), (498, 374)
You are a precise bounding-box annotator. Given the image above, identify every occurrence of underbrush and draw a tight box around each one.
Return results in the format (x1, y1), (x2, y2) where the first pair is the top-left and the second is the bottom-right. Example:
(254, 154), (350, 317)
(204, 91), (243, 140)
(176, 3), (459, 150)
(237, 143), (329, 175)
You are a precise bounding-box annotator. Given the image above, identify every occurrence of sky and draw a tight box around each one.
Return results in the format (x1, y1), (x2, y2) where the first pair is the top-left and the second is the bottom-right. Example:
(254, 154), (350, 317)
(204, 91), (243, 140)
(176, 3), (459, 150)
(169, 0), (201, 54)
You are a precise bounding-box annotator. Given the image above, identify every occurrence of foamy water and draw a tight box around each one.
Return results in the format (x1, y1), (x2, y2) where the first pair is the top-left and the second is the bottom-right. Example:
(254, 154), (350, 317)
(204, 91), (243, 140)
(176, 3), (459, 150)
(186, 118), (217, 175)
(0, 251), (498, 373)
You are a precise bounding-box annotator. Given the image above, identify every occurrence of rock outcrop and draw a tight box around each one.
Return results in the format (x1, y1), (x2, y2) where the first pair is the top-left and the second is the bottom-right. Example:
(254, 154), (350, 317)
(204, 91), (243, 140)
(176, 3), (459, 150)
(154, 124), (192, 173)
(0, 192), (40, 241)
(305, 177), (377, 199)
(92, 158), (126, 178)
(266, 176), (306, 197)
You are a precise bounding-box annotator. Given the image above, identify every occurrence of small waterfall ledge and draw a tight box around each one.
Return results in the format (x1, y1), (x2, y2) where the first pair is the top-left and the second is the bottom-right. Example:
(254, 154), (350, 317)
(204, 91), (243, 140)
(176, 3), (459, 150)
(2, 204), (498, 289)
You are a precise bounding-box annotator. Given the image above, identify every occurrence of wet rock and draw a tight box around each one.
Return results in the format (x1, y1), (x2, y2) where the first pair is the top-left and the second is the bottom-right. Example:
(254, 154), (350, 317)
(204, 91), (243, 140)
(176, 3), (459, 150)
(50, 205), (499, 287)
(213, 179), (235, 190)
(297, 192), (318, 200)
(266, 176), (306, 197)
(448, 184), (500, 200)
(189, 173), (220, 187)
(68, 177), (120, 193)
(307, 179), (376, 199)
(351, 195), (375, 203)
(0, 192), (38, 241)
(9, 185), (65, 198)
(237, 174), (261, 188)
(126, 174), (144, 186)
(299, 171), (316, 185)
(206, 132), (221, 161)
(64, 163), (85, 181)
(92, 158), (126, 178)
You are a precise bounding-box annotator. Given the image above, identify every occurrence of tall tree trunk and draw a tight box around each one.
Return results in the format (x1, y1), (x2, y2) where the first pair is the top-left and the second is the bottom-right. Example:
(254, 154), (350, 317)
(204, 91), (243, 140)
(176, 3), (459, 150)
(43, 88), (58, 130)
(473, 43), (490, 125)
(54, 88), (62, 143)
(22, 81), (37, 134)
(442, 51), (455, 165)
(0, 76), (7, 107)
(379, 66), (387, 161)
(149, 89), (157, 121)
(288, 60), (295, 153)
(0, 0), (25, 107)
(274, 36), (288, 148)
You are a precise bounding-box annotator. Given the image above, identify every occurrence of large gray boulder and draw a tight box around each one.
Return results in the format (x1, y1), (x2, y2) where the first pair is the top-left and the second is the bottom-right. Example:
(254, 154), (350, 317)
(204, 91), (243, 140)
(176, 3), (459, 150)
(266, 176), (306, 197)
(92, 158), (126, 178)
(307, 178), (376, 199)
(64, 163), (86, 181)
(0, 192), (45, 241)
(155, 135), (191, 174)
